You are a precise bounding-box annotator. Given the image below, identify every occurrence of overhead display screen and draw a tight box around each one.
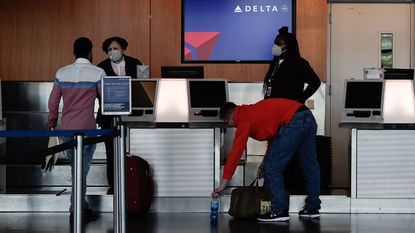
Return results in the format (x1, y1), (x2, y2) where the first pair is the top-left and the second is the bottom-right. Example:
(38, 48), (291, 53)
(182, 0), (296, 63)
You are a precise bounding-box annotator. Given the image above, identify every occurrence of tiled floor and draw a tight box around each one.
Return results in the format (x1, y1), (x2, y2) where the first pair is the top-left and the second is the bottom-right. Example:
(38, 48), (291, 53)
(1, 212), (415, 233)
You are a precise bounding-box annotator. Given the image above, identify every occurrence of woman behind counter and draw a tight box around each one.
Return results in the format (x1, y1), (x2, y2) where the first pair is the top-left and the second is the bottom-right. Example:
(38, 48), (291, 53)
(96, 36), (142, 195)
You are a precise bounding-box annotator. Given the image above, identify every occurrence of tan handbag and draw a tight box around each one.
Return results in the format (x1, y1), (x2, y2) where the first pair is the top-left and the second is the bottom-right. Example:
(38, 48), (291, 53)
(228, 178), (272, 219)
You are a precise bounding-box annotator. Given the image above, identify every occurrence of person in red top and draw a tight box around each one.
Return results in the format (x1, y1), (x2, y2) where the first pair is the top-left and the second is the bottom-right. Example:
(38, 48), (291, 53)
(212, 98), (321, 222)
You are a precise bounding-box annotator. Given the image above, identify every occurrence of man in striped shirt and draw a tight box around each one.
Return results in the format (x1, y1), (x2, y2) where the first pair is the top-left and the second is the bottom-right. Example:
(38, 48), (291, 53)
(48, 37), (105, 222)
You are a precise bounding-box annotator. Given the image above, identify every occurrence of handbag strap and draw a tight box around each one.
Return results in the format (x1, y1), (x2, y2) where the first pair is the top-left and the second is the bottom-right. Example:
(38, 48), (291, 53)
(249, 178), (259, 187)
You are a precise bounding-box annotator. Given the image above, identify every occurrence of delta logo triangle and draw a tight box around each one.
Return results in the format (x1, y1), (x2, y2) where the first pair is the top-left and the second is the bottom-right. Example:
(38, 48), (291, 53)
(234, 5), (242, 13)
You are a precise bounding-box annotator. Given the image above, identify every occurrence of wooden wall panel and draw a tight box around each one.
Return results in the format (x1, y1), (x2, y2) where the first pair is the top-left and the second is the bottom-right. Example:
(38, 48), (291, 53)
(0, 0), (326, 82)
(297, 0), (328, 82)
(0, 0), (150, 81)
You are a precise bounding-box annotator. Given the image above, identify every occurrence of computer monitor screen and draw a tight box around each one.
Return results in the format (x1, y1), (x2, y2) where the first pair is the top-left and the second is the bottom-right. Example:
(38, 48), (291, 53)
(161, 66), (204, 79)
(345, 81), (383, 109)
(131, 80), (157, 108)
(384, 68), (414, 80)
(189, 80), (227, 108)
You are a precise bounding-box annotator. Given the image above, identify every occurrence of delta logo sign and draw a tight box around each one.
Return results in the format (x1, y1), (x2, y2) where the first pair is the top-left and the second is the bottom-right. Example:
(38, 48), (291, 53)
(184, 32), (220, 61)
(234, 4), (289, 13)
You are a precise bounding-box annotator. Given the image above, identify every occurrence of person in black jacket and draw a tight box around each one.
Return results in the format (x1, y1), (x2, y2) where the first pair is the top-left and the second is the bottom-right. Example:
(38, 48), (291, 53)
(97, 36), (143, 194)
(263, 27), (320, 103)
(261, 27), (321, 209)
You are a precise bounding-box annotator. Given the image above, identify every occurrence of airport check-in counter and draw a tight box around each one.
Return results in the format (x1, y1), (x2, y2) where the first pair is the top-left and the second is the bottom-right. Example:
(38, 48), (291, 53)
(0, 82), (107, 194)
(125, 123), (223, 212)
(121, 79), (328, 212)
(340, 70), (415, 213)
(341, 123), (415, 213)
(0, 80), (327, 212)
(0, 80), (228, 212)
(0, 81), (113, 212)
(119, 79), (226, 212)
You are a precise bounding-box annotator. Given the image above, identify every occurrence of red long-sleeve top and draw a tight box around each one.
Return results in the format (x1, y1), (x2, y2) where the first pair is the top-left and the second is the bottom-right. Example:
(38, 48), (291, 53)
(223, 98), (303, 180)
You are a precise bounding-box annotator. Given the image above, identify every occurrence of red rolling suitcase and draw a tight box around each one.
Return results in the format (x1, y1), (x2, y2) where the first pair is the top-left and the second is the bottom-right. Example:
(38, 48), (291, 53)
(126, 155), (154, 215)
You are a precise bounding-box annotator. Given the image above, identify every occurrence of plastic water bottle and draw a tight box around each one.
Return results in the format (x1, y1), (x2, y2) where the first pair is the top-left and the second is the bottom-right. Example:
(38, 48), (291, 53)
(210, 199), (219, 221)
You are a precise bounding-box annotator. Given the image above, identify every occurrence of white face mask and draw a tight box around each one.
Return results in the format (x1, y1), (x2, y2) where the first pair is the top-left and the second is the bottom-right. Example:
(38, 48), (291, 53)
(272, 45), (283, 56)
(108, 50), (122, 62)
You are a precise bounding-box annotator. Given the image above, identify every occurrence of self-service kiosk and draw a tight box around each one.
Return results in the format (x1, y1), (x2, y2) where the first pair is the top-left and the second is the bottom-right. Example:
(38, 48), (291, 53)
(188, 79), (228, 122)
(341, 68), (415, 124)
(121, 79), (158, 122)
(117, 78), (227, 210)
(341, 79), (384, 123)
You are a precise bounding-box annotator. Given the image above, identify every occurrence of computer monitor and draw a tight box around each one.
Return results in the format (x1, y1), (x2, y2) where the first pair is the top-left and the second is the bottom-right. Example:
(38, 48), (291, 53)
(188, 79), (228, 122)
(161, 66), (204, 79)
(384, 68), (414, 80)
(341, 79), (384, 123)
(121, 79), (158, 122)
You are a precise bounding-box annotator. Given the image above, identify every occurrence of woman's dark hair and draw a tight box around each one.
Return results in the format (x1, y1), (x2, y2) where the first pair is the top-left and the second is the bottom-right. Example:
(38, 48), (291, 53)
(219, 102), (236, 120)
(274, 26), (300, 57)
(102, 36), (128, 53)
(73, 37), (92, 58)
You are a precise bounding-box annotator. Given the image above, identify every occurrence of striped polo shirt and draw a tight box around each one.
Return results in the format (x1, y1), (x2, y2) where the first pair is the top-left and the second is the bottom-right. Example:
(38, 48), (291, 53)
(48, 58), (106, 130)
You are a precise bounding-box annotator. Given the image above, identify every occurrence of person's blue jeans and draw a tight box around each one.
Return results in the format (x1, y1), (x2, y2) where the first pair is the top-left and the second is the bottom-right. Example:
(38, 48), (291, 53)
(64, 137), (96, 212)
(263, 110), (321, 213)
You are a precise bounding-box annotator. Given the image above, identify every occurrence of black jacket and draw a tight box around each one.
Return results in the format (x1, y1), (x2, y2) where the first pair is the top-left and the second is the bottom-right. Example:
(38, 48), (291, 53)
(96, 55), (143, 127)
(264, 54), (320, 104)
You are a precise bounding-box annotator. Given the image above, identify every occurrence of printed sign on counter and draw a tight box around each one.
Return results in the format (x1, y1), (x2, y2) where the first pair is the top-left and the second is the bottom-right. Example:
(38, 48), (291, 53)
(101, 76), (131, 115)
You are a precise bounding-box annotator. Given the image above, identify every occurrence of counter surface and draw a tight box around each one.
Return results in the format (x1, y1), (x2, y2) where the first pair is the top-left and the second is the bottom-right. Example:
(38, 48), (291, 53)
(339, 122), (415, 130)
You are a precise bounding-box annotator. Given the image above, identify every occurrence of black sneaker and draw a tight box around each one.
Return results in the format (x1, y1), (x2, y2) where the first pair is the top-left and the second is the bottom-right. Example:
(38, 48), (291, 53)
(257, 210), (289, 222)
(298, 208), (320, 219)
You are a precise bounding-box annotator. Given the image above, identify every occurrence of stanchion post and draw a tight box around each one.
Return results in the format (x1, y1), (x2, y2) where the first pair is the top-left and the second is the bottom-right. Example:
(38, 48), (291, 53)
(113, 118), (126, 233)
(113, 118), (120, 233)
(74, 134), (84, 233)
(119, 124), (126, 233)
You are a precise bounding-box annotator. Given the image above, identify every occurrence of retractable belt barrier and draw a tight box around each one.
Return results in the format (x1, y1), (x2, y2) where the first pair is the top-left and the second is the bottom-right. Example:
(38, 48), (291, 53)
(0, 128), (126, 233)
(0, 129), (118, 158)
(0, 129), (114, 138)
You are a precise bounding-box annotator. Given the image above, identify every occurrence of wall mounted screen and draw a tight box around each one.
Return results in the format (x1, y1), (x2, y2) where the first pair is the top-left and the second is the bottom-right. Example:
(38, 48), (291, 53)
(328, 0), (413, 2)
(182, 0), (296, 63)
